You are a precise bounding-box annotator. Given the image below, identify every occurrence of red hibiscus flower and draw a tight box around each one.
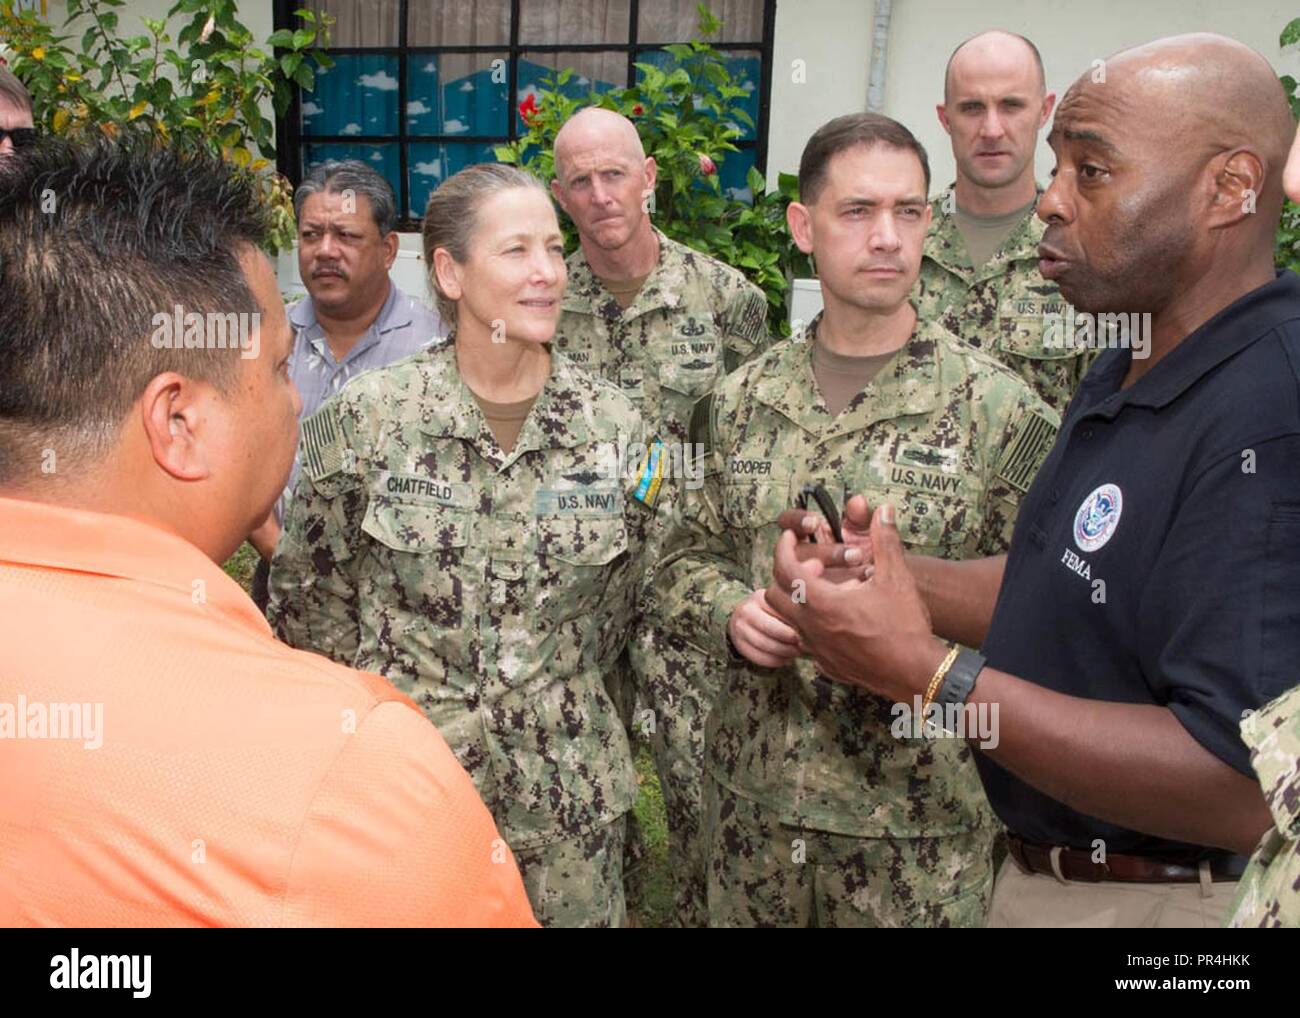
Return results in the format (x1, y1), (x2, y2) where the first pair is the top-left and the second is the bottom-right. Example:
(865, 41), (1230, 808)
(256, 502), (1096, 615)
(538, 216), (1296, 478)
(698, 153), (717, 176)
(518, 93), (539, 127)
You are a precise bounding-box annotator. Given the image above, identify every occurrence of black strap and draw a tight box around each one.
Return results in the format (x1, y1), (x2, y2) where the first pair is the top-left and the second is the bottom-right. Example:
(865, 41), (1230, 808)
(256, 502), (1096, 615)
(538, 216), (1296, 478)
(688, 392), (715, 460)
(936, 646), (985, 711)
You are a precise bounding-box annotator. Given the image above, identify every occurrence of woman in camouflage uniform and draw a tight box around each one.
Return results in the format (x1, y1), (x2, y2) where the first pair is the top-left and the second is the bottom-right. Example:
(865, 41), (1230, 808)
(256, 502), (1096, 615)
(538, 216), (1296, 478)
(269, 164), (657, 926)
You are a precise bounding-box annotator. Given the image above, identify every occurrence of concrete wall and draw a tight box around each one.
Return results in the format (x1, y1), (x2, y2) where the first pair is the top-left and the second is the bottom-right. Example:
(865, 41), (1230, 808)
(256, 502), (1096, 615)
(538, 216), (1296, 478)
(767, 0), (1300, 194)
(33, 1), (1300, 197)
(32, 0), (1299, 280)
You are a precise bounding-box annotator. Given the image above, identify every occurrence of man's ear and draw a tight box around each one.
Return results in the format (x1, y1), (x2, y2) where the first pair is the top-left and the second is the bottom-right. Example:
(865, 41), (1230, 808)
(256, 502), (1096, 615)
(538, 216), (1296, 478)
(1039, 91), (1057, 130)
(140, 372), (213, 482)
(550, 177), (568, 215)
(936, 103), (951, 135)
(787, 200), (815, 255)
(643, 155), (658, 195)
(432, 247), (464, 304)
(1207, 147), (1266, 229)
(381, 230), (399, 270)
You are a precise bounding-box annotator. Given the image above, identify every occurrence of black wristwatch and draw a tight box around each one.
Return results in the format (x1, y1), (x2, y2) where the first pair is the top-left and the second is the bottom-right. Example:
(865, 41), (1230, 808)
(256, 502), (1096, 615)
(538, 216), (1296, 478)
(935, 647), (985, 712)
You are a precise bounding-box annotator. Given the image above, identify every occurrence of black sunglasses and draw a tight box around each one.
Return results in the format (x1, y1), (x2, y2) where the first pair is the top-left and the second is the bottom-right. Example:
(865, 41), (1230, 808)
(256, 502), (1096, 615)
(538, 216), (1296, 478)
(0, 127), (37, 148)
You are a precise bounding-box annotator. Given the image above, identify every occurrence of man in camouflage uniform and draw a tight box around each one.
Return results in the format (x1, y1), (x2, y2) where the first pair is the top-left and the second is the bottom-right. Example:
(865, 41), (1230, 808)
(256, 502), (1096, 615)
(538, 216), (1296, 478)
(550, 107), (771, 925)
(915, 29), (1094, 415)
(1233, 117), (1300, 930)
(1228, 685), (1300, 927)
(267, 339), (657, 927)
(655, 114), (1058, 926)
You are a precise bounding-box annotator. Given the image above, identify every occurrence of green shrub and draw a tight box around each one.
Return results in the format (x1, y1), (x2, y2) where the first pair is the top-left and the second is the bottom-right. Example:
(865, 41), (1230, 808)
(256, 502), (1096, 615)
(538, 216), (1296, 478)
(495, 4), (809, 336)
(0, 0), (333, 254)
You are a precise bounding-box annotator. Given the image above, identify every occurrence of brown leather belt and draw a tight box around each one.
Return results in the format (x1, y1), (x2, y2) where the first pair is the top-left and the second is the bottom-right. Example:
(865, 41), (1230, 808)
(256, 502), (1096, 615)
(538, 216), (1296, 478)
(1007, 835), (1247, 884)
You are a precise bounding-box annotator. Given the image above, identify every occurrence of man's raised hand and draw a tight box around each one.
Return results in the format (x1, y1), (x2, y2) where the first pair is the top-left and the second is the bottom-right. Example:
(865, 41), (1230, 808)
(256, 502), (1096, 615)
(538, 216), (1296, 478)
(765, 503), (940, 700)
(773, 494), (876, 580)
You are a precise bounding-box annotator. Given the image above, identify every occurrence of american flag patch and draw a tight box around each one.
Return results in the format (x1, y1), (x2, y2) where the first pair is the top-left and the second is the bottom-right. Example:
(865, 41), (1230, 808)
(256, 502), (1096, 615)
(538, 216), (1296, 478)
(997, 410), (1058, 493)
(300, 405), (346, 482)
(729, 289), (768, 346)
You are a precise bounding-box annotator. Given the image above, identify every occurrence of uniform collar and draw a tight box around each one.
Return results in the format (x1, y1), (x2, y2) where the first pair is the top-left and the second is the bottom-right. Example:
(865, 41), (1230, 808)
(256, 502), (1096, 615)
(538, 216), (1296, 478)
(0, 495), (269, 635)
(924, 185), (1045, 285)
(1076, 272), (1300, 418)
(752, 310), (942, 436)
(414, 336), (597, 466)
(561, 227), (685, 319)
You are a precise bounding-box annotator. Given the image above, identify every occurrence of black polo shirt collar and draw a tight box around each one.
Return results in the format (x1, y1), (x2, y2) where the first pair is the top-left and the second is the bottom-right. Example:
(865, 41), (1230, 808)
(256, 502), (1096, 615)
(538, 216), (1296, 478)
(1074, 271), (1300, 419)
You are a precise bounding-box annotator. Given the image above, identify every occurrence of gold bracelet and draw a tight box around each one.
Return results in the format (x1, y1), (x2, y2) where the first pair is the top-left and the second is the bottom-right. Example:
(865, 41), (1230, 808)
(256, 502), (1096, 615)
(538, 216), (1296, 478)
(921, 644), (960, 714)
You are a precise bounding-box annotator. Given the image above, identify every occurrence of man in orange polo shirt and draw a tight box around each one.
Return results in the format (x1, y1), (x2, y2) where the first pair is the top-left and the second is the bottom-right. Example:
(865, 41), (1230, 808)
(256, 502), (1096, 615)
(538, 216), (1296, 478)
(0, 136), (536, 927)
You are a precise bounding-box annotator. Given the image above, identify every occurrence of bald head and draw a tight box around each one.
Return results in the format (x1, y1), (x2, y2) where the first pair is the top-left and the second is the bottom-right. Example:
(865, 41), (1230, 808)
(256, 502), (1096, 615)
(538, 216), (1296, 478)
(939, 29), (1053, 195)
(1039, 33), (1292, 316)
(945, 30), (1045, 102)
(1062, 33), (1293, 223)
(553, 107), (646, 185)
(550, 106), (657, 255)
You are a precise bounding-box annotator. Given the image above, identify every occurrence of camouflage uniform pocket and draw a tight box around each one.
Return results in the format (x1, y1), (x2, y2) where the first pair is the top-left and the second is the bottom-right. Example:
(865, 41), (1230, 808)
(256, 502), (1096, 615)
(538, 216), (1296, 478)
(997, 298), (1078, 361)
(870, 488), (972, 556)
(721, 481), (788, 529)
(361, 498), (471, 553)
(658, 358), (719, 398)
(656, 327), (723, 399)
(358, 498), (472, 630)
(534, 514), (630, 623)
(722, 481), (791, 584)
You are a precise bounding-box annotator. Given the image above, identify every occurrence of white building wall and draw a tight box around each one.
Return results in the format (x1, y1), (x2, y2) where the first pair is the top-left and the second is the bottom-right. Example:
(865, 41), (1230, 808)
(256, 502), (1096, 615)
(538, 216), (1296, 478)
(769, 0), (1300, 194)
(32, 1), (1300, 294)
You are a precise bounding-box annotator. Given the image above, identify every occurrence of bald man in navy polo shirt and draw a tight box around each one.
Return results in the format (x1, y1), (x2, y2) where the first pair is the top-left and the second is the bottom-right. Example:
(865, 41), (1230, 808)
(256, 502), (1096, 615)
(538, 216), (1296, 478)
(762, 33), (1300, 928)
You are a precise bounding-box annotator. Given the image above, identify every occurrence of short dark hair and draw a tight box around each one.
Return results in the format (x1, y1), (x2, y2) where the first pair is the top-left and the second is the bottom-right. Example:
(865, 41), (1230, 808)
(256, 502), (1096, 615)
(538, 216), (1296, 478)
(798, 113), (931, 204)
(0, 134), (272, 483)
(294, 159), (398, 236)
(0, 65), (33, 115)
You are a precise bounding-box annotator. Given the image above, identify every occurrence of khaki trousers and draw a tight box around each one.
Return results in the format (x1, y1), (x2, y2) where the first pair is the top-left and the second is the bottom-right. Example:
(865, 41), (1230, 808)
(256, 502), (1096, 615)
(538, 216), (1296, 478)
(986, 858), (1239, 928)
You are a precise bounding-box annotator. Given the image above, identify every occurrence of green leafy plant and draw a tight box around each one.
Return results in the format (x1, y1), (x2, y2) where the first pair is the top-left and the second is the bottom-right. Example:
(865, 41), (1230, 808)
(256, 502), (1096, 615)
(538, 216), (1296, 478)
(0, 0), (334, 253)
(1277, 17), (1300, 274)
(496, 4), (809, 336)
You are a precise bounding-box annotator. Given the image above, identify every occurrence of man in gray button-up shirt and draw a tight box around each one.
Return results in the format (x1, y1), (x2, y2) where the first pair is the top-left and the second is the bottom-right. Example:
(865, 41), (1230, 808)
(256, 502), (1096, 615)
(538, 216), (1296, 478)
(280, 279), (445, 510)
(248, 161), (445, 604)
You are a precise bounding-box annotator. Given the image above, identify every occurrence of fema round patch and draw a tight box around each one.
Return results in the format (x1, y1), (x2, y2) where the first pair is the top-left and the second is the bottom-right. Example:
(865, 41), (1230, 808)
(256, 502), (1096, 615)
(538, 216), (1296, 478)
(1074, 483), (1123, 553)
